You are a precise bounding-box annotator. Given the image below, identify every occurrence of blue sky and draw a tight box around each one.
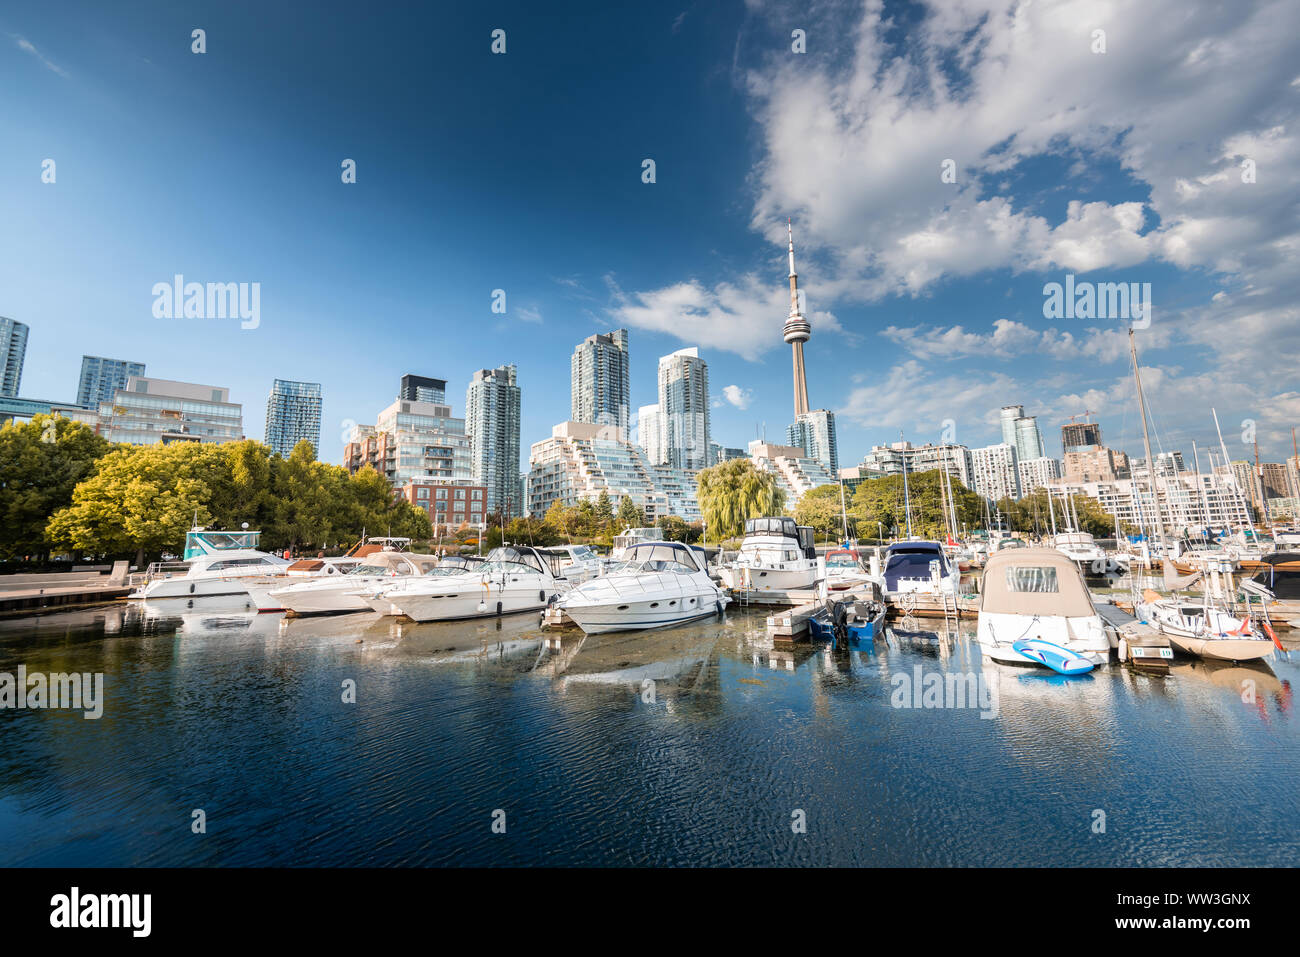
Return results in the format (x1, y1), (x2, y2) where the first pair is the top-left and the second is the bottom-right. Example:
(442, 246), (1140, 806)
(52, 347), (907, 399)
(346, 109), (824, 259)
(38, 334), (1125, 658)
(3, 0), (1298, 469)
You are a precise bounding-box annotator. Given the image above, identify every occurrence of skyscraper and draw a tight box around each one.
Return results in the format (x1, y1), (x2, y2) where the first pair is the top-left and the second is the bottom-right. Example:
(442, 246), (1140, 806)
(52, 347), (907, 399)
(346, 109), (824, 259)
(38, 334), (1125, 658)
(658, 347), (710, 470)
(1014, 414), (1047, 461)
(77, 355), (146, 408)
(999, 405), (1024, 449)
(637, 403), (665, 465)
(465, 364), (522, 518)
(0, 317), (29, 398)
(571, 329), (630, 436)
(784, 221), (811, 418)
(1061, 419), (1102, 454)
(399, 374), (446, 405)
(788, 409), (839, 474)
(264, 379), (322, 456)
(98, 376), (244, 445)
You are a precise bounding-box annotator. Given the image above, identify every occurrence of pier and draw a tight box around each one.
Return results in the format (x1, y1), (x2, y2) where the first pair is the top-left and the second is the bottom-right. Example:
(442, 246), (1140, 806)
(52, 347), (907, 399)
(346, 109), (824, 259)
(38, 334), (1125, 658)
(0, 564), (131, 617)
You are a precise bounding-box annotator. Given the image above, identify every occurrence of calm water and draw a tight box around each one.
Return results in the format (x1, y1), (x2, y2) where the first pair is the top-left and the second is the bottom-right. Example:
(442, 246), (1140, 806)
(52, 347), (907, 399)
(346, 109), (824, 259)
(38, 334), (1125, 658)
(1, 599), (1297, 867)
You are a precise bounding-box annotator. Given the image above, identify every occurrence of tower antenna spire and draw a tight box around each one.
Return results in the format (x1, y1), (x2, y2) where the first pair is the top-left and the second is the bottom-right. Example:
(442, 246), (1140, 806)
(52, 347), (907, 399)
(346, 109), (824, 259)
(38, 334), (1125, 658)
(783, 219), (811, 417)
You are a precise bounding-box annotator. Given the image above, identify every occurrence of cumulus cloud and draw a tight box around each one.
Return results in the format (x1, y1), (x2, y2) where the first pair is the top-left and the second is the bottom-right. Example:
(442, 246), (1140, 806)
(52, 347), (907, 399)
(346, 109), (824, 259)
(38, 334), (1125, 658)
(722, 384), (754, 409)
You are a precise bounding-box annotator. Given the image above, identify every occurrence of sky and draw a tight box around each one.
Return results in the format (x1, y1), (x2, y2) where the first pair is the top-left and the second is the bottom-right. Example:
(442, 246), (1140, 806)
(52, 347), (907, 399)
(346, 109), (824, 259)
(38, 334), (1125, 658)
(2, 0), (1298, 473)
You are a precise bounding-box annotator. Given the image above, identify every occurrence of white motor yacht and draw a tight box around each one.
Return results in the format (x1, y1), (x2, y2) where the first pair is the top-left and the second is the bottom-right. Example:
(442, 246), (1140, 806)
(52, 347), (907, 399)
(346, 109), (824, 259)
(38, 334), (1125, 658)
(549, 544), (608, 584)
(375, 545), (562, 623)
(559, 540), (729, 634)
(242, 555), (364, 612)
(1050, 530), (1108, 574)
(129, 527), (291, 601)
(357, 554), (485, 615)
(718, 517), (819, 592)
(269, 549), (440, 615)
(976, 547), (1111, 665)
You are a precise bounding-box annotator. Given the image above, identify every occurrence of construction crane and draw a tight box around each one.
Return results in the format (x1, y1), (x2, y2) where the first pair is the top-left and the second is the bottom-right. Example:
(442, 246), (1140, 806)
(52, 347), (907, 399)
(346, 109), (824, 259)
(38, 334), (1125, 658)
(1063, 409), (1097, 424)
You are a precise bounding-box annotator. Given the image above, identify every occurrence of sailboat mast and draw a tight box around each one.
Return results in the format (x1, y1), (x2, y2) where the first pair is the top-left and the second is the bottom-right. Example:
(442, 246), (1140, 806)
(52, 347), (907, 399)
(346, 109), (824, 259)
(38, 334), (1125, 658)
(1213, 407), (1260, 546)
(899, 431), (914, 539)
(1129, 327), (1166, 553)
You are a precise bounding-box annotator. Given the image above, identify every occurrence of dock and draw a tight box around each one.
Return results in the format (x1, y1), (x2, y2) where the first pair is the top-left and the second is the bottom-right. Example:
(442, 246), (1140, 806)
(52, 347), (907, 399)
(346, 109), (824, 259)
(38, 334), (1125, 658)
(0, 564), (132, 617)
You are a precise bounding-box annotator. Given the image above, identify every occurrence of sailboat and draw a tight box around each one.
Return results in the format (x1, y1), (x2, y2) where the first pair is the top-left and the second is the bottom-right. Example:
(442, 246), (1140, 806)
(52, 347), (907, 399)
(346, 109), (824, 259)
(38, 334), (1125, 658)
(1138, 559), (1280, 662)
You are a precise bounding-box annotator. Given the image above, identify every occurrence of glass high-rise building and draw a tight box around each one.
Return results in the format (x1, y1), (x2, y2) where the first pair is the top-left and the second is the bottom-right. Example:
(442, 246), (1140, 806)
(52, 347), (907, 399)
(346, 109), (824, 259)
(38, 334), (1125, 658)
(399, 374), (447, 405)
(98, 376), (244, 445)
(264, 379), (323, 457)
(0, 317), (29, 398)
(657, 347), (710, 470)
(571, 329), (630, 437)
(465, 364), (522, 518)
(787, 408), (838, 475)
(77, 355), (146, 409)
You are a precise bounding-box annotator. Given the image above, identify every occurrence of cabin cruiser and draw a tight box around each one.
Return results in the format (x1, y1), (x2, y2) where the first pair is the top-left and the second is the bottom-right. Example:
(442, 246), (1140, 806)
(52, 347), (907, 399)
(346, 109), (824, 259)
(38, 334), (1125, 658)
(611, 527), (660, 562)
(1243, 552), (1300, 630)
(357, 554), (485, 615)
(269, 549), (440, 615)
(718, 517), (818, 592)
(129, 527), (291, 601)
(823, 548), (871, 590)
(1050, 530), (1109, 574)
(375, 545), (562, 622)
(880, 540), (961, 598)
(242, 555), (364, 612)
(976, 547), (1111, 666)
(559, 540), (729, 634)
(549, 544), (608, 584)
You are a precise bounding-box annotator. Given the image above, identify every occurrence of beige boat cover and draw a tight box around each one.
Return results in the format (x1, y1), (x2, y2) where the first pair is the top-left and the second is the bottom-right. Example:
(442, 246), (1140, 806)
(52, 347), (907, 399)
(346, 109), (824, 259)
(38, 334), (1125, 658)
(979, 547), (1097, 617)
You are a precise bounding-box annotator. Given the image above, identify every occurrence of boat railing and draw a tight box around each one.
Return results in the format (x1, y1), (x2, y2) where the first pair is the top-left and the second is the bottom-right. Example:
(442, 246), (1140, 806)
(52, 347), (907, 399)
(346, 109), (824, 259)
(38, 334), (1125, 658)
(596, 571), (696, 601)
(138, 561), (190, 583)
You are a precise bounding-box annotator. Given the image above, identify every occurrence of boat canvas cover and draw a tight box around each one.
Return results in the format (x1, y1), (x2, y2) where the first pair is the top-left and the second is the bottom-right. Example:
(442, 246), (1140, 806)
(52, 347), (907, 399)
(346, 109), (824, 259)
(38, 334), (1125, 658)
(883, 541), (950, 588)
(745, 517), (797, 539)
(622, 541), (703, 573)
(979, 548), (1096, 617)
(1252, 552), (1300, 600)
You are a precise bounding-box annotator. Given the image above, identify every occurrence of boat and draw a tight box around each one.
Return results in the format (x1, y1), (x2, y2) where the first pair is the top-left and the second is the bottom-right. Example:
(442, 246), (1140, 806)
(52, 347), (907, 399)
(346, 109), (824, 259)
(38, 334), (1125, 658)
(880, 540), (961, 599)
(808, 593), (887, 650)
(717, 517), (819, 592)
(1137, 559), (1279, 662)
(356, 554), (486, 615)
(558, 540), (729, 634)
(547, 544), (608, 584)
(611, 527), (660, 562)
(129, 527), (291, 601)
(975, 547), (1111, 666)
(1242, 552), (1300, 629)
(242, 555), (364, 612)
(823, 547), (871, 590)
(270, 549), (441, 615)
(375, 545), (563, 623)
(1050, 530), (1108, 574)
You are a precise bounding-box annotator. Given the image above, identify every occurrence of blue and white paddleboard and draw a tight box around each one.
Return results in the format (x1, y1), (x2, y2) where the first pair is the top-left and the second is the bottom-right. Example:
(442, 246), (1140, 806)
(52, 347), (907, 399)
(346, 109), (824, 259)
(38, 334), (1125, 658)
(1011, 638), (1095, 676)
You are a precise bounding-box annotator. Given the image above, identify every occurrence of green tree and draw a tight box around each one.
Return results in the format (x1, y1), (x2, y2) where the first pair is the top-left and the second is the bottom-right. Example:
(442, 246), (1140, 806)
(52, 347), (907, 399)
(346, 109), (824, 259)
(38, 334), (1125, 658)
(849, 470), (983, 540)
(696, 458), (784, 541)
(0, 414), (110, 560)
(615, 494), (642, 530)
(595, 489), (614, 529)
(794, 483), (846, 540)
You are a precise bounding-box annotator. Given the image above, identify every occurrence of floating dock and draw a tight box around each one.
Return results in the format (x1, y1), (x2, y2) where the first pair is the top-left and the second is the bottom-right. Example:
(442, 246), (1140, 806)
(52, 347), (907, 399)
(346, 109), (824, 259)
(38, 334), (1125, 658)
(0, 583), (131, 616)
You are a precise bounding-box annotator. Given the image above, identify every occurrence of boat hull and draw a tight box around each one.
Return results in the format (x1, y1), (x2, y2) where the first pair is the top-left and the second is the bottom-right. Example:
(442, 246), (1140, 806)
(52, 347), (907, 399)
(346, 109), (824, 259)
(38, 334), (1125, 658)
(977, 612), (1109, 665)
(562, 593), (727, 634)
(131, 576), (264, 601)
(718, 564), (817, 591)
(386, 587), (555, 623)
(1165, 633), (1274, 662)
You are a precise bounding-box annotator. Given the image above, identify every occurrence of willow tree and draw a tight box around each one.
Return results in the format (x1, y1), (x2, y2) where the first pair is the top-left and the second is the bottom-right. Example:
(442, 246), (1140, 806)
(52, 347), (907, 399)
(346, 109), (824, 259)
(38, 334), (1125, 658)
(695, 458), (784, 540)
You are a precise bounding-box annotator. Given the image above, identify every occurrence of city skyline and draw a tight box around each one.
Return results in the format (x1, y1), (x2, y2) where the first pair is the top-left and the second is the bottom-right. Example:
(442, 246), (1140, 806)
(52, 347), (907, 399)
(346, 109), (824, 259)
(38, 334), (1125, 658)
(2, 0), (1297, 472)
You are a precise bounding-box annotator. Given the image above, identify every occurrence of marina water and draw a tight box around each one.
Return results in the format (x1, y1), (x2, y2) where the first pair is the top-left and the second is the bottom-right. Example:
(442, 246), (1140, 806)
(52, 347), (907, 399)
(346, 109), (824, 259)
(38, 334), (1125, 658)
(1, 602), (1296, 866)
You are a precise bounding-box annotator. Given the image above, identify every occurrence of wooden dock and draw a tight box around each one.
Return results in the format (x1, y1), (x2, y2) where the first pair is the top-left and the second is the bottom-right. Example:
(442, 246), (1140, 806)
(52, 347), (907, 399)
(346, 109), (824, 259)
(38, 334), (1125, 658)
(0, 583), (131, 616)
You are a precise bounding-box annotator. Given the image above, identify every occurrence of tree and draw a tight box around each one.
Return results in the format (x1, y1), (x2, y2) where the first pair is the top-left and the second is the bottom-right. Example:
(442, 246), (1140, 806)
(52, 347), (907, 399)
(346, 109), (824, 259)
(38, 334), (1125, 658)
(999, 487), (1130, 538)
(595, 489), (614, 529)
(615, 494), (642, 529)
(794, 484), (846, 540)
(0, 415), (110, 560)
(849, 470), (983, 540)
(695, 458), (784, 540)
(656, 514), (690, 542)
(505, 516), (561, 545)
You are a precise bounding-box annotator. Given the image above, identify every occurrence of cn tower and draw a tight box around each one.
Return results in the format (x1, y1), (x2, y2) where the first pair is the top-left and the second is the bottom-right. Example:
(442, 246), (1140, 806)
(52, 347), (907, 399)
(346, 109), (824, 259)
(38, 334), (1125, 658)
(783, 220), (812, 418)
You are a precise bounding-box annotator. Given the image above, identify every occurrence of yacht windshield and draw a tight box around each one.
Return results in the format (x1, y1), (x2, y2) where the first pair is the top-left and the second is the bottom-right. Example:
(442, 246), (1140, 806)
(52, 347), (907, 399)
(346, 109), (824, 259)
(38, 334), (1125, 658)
(1004, 566), (1059, 593)
(569, 546), (596, 561)
(620, 543), (699, 573)
(485, 547), (545, 574)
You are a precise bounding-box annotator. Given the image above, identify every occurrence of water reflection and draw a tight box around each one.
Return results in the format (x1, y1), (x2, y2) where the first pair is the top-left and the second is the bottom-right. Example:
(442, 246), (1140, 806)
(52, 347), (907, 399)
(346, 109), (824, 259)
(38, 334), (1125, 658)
(0, 602), (1295, 866)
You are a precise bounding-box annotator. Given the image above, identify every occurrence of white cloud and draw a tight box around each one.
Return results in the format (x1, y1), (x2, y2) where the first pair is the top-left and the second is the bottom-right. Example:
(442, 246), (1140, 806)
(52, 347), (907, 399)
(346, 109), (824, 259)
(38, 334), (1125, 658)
(13, 35), (67, 77)
(722, 384), (754, 409)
